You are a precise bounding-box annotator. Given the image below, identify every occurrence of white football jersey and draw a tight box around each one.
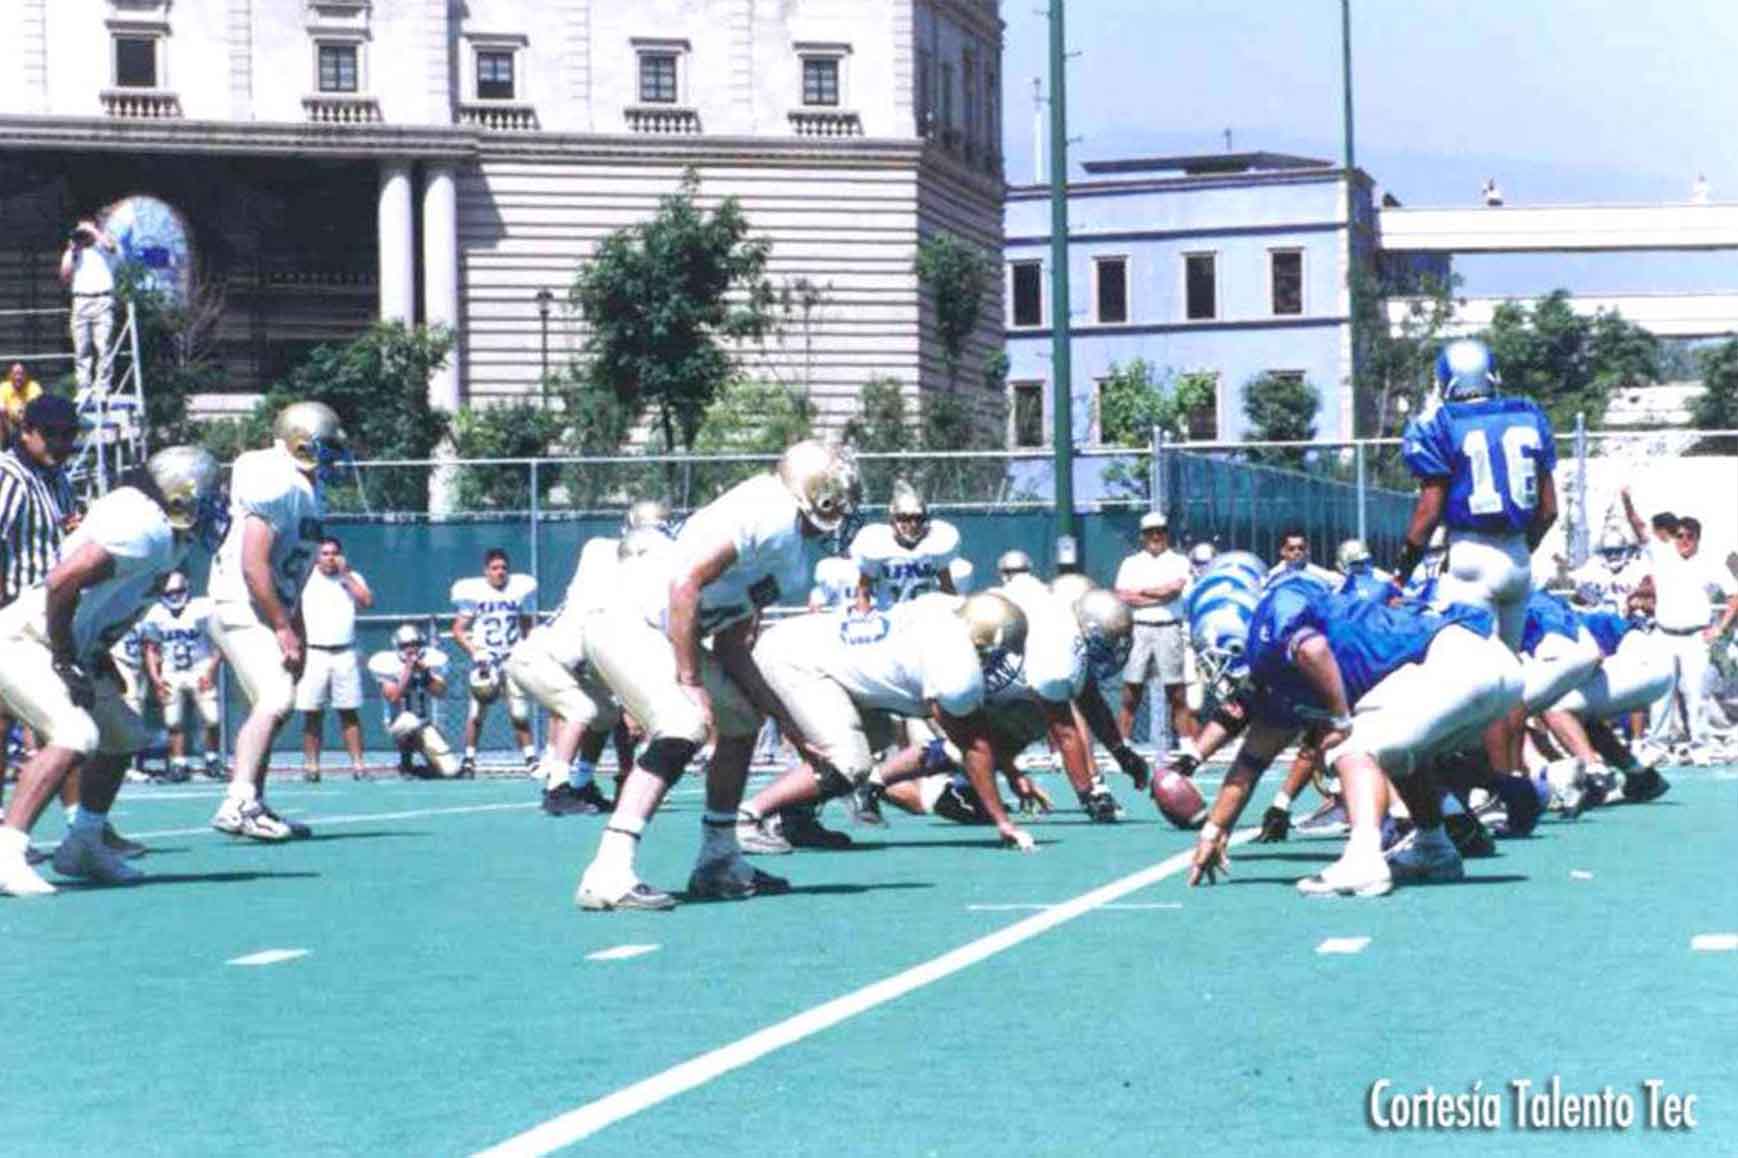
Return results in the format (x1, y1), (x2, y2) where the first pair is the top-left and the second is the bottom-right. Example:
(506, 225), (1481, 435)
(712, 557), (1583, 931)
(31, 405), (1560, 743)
(451, 573), (538, 662)
(142, 596), (217, 674)
(531, 536), (623, 669)
(760, 593), (983, 718)
(1568, 556), (1647, 613)
(368, 647), (450, 720)
(992, 580), (1086, 706)
(112, 623), (145, 672)
(9, 487), (183, 664)
(850, 519), (961, 609)
(810, 555), (859, 612)
(209, 445), (323, 610)
(645, 473), (808, 635)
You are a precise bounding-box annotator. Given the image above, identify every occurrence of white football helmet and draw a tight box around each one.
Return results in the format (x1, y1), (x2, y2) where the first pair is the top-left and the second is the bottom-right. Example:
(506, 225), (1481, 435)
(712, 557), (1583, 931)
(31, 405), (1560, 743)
(393, 622), (426, 653)
(623, 498), (672, 534)
(618, 525), (674, 562)
(468, 661), (502, 704)
(996, 549), (1033, 583)
(162, 570), (190, 611)
(1336, 538), (1372, 573)
(888, 480), (929, 548)
(778, 440), (862, 534)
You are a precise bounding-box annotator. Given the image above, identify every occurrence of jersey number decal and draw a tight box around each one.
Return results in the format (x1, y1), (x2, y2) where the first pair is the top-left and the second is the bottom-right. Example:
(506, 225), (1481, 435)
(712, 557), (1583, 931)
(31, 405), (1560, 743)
(1462, 426), (1541, 515)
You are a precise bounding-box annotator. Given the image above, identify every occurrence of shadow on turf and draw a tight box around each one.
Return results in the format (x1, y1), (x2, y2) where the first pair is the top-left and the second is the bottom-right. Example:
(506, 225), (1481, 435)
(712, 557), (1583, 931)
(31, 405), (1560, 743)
(1219, 872), (1529, 888)
(836, 837), (1061, 851)
(212, 829), (420, 846)
(676, 881), (935, 903)
(57, 870), (322, 891)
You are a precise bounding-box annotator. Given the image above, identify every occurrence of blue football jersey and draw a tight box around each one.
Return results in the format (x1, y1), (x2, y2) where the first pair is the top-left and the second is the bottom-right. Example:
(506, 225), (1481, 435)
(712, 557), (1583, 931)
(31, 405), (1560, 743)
(1339, 569), (1401, 605)
(1520, 589), (1581, 654)
(1246, 587), (1492, 727)
(1401, 396), (1557, 534)
(1577, 609), (1632, 657)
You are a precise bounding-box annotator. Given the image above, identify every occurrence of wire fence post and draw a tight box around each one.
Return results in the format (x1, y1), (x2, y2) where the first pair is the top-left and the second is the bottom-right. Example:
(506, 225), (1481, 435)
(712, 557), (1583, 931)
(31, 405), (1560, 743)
(1150, 425), (1166, 515)
(1355, 441), (1367, 543)
(528, 458), (542, 752)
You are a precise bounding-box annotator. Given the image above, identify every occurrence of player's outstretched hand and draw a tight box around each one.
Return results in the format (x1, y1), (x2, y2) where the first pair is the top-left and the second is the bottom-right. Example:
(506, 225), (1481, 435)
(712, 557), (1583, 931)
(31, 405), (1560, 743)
(1012, 775), (1053, 816)
(1254, 805), (1291, 843)
(1187, 828), (1230, 886)
(1165, 747), (1201, 778)
(999, 825), (1037, 853)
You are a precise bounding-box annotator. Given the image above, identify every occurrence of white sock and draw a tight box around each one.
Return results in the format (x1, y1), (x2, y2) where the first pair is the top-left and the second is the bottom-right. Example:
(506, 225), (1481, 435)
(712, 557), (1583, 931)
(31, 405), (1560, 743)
(1345, 825), (1382, 859)
(521, 744), (537, 761)
(1272, 790), (1293, 812)
(569, 759), (596, 790)
(0, 827), (28, 856)
(465, 746), (477, 760)
(71, 806), (106, 836)
(64, 803), (78, 826)
(226, 780), (258, 807)
(596, 815), (644, 875)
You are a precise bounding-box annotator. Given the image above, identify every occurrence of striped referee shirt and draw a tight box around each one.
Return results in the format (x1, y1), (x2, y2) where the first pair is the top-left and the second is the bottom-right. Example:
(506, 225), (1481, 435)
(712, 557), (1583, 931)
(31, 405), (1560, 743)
(0, 447), (75, 608)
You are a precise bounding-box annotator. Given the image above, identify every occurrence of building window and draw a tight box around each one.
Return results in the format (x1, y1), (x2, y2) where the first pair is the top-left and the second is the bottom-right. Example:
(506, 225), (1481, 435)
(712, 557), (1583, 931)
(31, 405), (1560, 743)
(1012, 382), (1045, 448)
(318, 43), (359, 93)
(1184, 252), (1217, 320)
(1268, 370), (1307, 387)
(114, 36), (158, 88)
(639, 53), (678, 103)
(1094, 256), (1128, 324)
(802, 57), (840, 106)
(938, 61), (954, 131)
(476, 50), (515, 100)
(1271, 249), (1303, 316)
(1010, 260), (1043, 328)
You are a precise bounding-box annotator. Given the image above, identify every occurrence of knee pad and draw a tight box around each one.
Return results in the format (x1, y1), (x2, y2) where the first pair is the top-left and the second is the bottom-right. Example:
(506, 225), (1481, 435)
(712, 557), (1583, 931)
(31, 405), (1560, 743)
(811, 761), (860, 801)
(48, 706), (100, 758)
(388, 711), (424, 742)
(638, 737), (698, 785)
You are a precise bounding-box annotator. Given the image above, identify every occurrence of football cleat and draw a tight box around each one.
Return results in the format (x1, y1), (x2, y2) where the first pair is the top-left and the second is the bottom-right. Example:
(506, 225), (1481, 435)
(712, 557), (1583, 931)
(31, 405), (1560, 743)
(1296, 851), (1393, 898)
(0, 846), (56, 897)
(574, 781), (615, 812)
(203, 754), (226, 780)
(686, 856), (792, 902)
(844, 782), (888, 827)
(1253, 805), (1291, 843)
(1489, 774), (1546, 837)
(101, 823), (147, 860)
(575, 874), (676, 912)
(458, 755), (477, 780)
(1444, 812), (1497, 858)
(1293, 799), (1350, 837)
(779, 806), (853, 849)
(212, 799), (292, 842)
(52, 832), (144, 885)
(735, 811), (794, 856)
(1081, 781), (1124, 823)
(932, 782), (991, 826)
(1385, 829), (1465, 883)
(258, 803), (312, 840)
(542, 784), (606, 817)
(1619, 767), (1671, 804)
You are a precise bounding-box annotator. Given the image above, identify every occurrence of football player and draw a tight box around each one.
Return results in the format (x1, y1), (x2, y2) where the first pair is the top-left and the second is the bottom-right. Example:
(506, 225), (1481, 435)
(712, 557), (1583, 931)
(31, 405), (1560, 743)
(809, 553), (859, 613)
(1266, 529), (1341, 588)
(450, 548), (539, 776)
(1515, 587), (1605, 816)
(1536, 600), (1672, 804)
(141, 571), (224, 783)
(1568, 528), (1647, 614)
(738, 591), (1037, 860)
(1187, 580), (1522, 898)
(849, 480), (959, 610)
(207, 402), (342, 841)
(997, 549), (1034, 585)
(580, 498), (673, 790)
(574, 440), (860, 911)
(0, 447), (224, 895)
(368, 622), (456, 778)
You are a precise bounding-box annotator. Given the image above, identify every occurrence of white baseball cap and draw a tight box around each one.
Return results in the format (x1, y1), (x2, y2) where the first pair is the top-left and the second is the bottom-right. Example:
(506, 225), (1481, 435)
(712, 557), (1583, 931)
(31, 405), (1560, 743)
(1139, 512), (1169, 532)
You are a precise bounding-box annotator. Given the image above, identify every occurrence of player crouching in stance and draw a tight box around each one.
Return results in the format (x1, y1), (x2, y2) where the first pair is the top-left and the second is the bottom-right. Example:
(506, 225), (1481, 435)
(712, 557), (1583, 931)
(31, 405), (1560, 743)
(0, 447), (224, 896)
(574, 440), (860, 912)
(142, 571), (224, 783)
(368, 623), (456, 778)
(1188, 580), (1522, 898)
(738, 592), (1037, 854)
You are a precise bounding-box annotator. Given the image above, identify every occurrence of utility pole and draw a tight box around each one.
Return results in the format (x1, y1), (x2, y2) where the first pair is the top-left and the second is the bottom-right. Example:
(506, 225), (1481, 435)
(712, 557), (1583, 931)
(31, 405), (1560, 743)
(1048, 0), (1076, 566)
(1341, 0), (1362, 426)
(1032, 77), (1044, 185)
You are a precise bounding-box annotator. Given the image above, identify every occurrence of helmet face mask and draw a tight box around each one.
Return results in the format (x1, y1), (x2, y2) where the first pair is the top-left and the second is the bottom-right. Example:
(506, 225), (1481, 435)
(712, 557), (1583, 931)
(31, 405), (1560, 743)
(162, 572), (190, 610)
(996, 549), (1033, 584)
(273, 402), (351, 485)
(1073, 588), (1134, 680)
(146, 445), (227, 550)
(957, 593), (1028, 695)
(888, 481), (929, 548)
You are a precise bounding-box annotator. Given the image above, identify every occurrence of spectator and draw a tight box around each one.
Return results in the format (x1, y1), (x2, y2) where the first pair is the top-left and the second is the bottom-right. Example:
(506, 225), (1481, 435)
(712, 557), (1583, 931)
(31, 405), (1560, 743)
(58, 217), (118, 397)
(1482, 178), (1505, 207)
(295, 537), (374, 781)
(1, 363), (43, 446)
(1114, 512), (1195, 749)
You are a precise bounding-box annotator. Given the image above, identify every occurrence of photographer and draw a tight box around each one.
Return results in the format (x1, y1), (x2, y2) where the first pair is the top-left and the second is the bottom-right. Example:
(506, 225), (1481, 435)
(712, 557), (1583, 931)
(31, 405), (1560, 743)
(57, 218), (118, 396)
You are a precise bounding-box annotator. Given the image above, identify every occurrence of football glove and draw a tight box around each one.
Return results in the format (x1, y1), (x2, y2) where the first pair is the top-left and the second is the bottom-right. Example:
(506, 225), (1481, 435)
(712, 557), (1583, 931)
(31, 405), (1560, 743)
(1253, 805), (1291, 843)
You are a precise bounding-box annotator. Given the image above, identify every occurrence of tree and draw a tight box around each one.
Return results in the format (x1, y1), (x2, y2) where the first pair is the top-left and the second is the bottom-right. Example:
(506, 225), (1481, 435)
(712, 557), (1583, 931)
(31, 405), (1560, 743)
(1096, 359), (1216, 446)
(451, 400), (567, 511)
(1690, 339), (1738, 438)
(1355, 269), (1459, 439)
(915, 231), (993, 391)
(1242, 372), (1321, 469)
(686, 379), (816, 501)
(1481, 290), (1660, 431)
(569, 168), (782, 452)
(113, 262), (228, 449)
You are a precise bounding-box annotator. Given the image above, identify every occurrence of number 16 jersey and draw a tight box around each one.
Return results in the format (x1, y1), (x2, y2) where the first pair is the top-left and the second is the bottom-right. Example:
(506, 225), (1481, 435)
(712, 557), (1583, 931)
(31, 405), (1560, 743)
(1401, 396), (1556, 536)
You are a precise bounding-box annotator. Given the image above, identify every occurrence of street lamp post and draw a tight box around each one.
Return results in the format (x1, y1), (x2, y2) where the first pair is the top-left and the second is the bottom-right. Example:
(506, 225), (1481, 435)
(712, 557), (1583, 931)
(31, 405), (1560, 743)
(534, 287), (554, 402)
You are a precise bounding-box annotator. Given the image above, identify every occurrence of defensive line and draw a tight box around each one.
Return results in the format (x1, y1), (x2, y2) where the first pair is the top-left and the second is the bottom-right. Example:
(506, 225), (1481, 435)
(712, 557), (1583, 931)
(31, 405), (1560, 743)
(475, 830), (1256, 1155)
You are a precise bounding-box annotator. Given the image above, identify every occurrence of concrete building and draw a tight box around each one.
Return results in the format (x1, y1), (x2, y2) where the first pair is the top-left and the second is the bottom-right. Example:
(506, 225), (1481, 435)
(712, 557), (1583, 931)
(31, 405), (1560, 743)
(1004, 152), (1381, 446)
(0, 0), (1006, 439)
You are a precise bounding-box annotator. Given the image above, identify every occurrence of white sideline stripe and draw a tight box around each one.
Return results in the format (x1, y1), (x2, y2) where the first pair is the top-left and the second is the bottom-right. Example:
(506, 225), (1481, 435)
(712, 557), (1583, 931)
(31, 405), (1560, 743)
(1316, 937), (1371, 955)
(124, 801), (538, 840)
(228, 948), (309, 966)
(1570, 870), (1594, 880)
(966, 902), (1183, 912)
(476, 832), (1256, 1156)
(586, 944), (661, 962)
(1690, 933), (1738, 952)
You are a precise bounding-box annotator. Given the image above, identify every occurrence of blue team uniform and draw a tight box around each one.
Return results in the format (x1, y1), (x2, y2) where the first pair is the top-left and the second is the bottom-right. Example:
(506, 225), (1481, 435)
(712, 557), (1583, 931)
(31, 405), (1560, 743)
(1245, 586), (1493, 728)
(1577, 609), (1633, 658)
(1520, 589), (1582, 655)
(1401, 397), (1557, 535)
(1340, 568), (1401, 605)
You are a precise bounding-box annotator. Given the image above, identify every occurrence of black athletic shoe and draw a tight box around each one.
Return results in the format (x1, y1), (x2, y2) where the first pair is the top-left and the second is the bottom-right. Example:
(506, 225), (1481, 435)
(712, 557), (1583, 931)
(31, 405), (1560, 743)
(845, 782), (887, 827)
(259, 803), (312, 840)
(1444, 811), (1497, 858)
(542, 783), (606, 817)
(1621, 767), (1671, 804)
(573, 781), (615, 812)
(932, 782), (992, 826)
(458, 756), (477, 780)
(779, 806), (854, 849)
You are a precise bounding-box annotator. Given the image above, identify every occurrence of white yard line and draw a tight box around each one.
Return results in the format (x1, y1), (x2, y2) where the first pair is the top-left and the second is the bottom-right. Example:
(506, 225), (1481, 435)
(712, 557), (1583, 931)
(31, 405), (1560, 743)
(965, 902), (1183, 912)
(122, 801), (540, 841)
(227, 948), (310, 966)
(585, 945), (662, 962)
(475, 831), (1255, 1156)
(1316, 936), (1372, 955)
(1689, 933), (1738, 952)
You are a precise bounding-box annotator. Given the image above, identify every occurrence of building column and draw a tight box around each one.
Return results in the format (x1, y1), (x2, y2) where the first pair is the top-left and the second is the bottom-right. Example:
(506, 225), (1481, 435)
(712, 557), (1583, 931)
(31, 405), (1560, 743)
(422, 162), (461, 414)
(377, 160), (415, 323)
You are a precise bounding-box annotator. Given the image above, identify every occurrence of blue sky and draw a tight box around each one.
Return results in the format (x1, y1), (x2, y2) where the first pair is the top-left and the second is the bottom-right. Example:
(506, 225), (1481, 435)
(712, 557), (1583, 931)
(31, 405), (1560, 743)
(999, 0), (1738, 296)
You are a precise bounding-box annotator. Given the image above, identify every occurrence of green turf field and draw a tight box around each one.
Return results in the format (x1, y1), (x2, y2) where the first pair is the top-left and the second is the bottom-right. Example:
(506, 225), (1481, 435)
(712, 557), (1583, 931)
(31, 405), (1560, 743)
(4, 765), (1735, 1155)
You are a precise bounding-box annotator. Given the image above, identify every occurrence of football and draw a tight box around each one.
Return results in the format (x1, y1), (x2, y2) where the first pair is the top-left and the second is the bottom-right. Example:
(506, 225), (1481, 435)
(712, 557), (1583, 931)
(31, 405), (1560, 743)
(1152, 770), (1208, 830)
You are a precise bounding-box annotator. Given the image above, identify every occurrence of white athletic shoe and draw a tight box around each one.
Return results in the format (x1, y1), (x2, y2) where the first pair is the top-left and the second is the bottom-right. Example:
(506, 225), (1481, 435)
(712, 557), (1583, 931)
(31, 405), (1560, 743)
(51, 831), (144, 885)
(1293, 800), (1349, 837)
(1385, 830), (1464, 883)
(0, 846), (56, 897)
(1542, 758), (1587, 819)
(735, 811), (793, 856)
(211, 799), (292, 842)
(574, 863), (676, 912)
(1296, 851), (1392, 898)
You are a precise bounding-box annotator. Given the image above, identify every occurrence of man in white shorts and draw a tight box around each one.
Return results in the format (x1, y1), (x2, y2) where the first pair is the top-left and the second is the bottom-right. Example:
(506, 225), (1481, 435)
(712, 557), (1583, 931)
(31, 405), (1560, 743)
(575, 440), (859, 911)
(295, 537), (372, 781)
(451, 547), (538, 776)
(208, 401), (342, 841)
(141, 571), (224, 782)
(0, 446), (223, 895)
(1115, 512), (1194, 750)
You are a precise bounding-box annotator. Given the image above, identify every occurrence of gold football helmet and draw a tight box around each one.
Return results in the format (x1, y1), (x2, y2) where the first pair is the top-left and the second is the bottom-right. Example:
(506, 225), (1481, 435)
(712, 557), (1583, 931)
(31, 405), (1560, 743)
(1075, 588), (1135, 679)
(272, 401), (348, 474)
(957, 592), (1027, 694)
(888, 479), (929, 548)
(618, 525), (674, 562)
(146, 445), (225, 546)
(777, 440), (861, 534)
(622, 498), (672, 534)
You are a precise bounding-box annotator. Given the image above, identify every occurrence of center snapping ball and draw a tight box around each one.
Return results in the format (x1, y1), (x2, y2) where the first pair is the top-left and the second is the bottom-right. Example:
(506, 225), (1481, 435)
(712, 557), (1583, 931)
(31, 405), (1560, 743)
(1152, 769), (1208, 830)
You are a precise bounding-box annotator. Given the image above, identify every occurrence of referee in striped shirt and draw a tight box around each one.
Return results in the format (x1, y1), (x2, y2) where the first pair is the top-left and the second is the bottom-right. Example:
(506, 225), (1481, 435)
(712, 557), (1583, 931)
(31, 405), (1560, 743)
(0, 395), (81, 810)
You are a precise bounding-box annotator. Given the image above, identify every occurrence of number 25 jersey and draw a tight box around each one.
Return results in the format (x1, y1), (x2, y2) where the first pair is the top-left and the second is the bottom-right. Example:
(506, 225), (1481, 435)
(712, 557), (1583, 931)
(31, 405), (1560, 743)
(1401, 397), (1556, 536)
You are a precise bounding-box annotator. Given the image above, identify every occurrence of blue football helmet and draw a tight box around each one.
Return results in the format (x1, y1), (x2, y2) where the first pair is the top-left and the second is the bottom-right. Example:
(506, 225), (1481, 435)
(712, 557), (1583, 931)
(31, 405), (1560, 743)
(1434, 339), (1500, 402)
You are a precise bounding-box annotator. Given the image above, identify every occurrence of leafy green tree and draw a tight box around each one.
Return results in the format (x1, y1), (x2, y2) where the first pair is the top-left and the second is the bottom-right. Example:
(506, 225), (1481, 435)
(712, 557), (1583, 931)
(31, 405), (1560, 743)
(1690, 339), (1738, 440)
(686, 379), (816, 501)
(1096, 359), (1216, 446)
(1481, 290), (1659, 431)
(1356, 269), (1459, 439)
(1242, 372), (1321, 470)
(569, 168), (781, 453)
(451, 400), (567, 511)
(915, 231), (993, 391)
